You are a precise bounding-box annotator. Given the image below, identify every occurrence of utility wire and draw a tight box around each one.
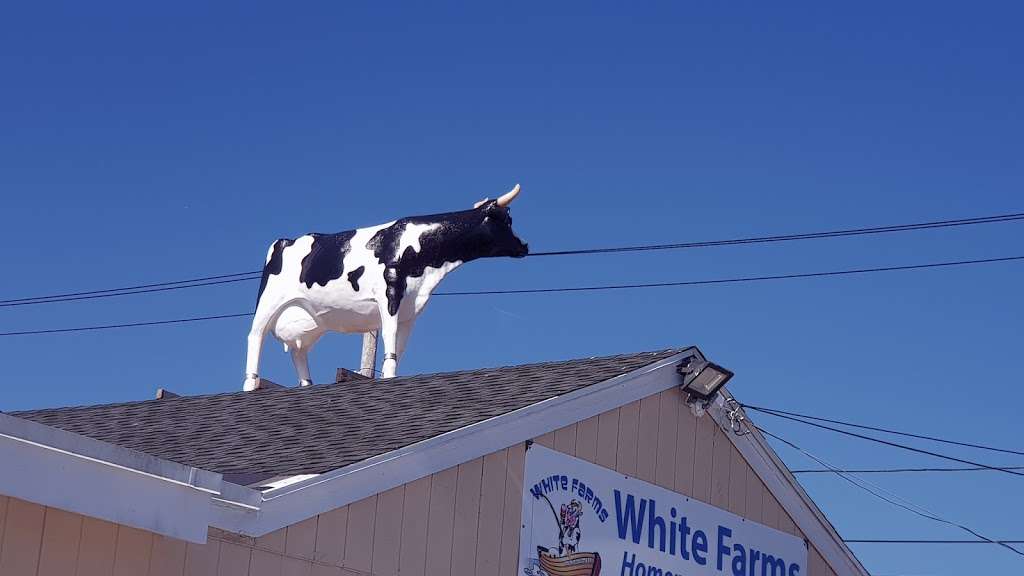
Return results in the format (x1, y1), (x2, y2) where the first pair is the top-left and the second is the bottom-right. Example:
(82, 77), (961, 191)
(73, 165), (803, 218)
(527, 212), (1024, 256)
(845, 540), (1024, 545)
(794, 465), (1024, 474)
(2, 254), (1022, 336)
(0, 275), (261, 308)
(756, 426), (1024, 558)
(743, 404), (1024, 457)
(748, 409), (1024, 478)
(0, 313), (255, 336)
(0, 272), (260, 307)
(3, 211), (1022, 306)
(435, 255), (1024, 296)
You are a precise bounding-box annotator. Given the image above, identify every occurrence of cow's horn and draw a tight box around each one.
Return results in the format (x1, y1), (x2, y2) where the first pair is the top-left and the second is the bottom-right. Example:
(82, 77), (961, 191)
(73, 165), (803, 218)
(496, 184), (521, 207)
(473, 198), (489, 209)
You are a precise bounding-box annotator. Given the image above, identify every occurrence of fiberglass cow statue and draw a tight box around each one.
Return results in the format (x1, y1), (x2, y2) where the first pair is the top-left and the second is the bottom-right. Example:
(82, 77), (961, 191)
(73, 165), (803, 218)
(243, 184), (528, 391)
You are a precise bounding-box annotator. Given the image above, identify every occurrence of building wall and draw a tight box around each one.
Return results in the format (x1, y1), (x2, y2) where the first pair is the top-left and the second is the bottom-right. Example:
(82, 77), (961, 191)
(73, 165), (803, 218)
(0, 386), (841, 576)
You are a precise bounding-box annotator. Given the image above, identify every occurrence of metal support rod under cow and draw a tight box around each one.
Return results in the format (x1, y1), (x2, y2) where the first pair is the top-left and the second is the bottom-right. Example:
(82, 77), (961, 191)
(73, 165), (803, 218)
(360, 331), (378, 378)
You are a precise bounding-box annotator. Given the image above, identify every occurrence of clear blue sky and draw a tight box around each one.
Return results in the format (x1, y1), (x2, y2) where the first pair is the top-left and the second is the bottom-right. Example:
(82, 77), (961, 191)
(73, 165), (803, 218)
(2, 2), (1022, 574)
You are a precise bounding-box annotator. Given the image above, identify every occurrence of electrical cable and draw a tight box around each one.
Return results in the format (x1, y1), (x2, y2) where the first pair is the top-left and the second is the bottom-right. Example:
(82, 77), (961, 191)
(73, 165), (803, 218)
(2, 254), (1022, 336)
(0, 275), (262, 308)
(845, 540), (1024, 545)
(0, 313), (255, 336)
(434, 255), (1024, 296)
(793, 465), (1024, 474)
(742, 404), (1024, 457)
(527, 212), (1024, 256)
(3, 210), (1022, 306)
(747, 409), (1024, 478)
(756, 425), (1024, 558)
(0, 271), (260, 306)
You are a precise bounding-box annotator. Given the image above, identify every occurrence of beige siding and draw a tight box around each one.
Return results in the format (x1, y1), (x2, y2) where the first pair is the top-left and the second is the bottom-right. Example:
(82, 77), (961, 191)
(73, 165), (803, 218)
(475, 450), (507, 576)
(424, 466), (457, 576)
(615, 399), (640, 476)
(185, 536), (220, 576)
(371, 487), (404, 575)
(0, 497), (45, 576)
(0, 387), (849, 575)
(38, 507), (84, 576)
(451, 458), (484, 576)
(575, 415), (599, 463)
(398, 476), (430, 576)
(636, 394), (660, 483)
(343, 495), (376, 574)
(79, 517), (120, 576)
(313, 506), (347, 566)
(149, 535), (188, 576)
(498, 443), (525, 576)
(654, 390), (679, 490)
(113, 525), (155, 576)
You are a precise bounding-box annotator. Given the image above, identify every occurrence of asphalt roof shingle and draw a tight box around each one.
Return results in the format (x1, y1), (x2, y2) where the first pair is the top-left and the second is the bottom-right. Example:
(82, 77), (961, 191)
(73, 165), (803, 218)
(12, 349), (685, 480)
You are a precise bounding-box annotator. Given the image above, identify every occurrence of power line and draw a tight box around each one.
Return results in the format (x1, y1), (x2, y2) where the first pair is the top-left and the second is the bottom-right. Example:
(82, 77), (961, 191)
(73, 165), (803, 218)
(528, 211), (1024, 256)
(748, 408), (1024, 478)
(845, 540), (1024, 545)
(0, 275), (261, 308)
(793, 465), (1024, 474)
(0, 272), (260, 307)
(743, 404), (1024, 457)
(435, 255), (1024, 296)
(0, 313), (255, 336)
(2, 254), (1023, 336)
(756, 425), (1024, 558)
(3, 210), (1022, 307)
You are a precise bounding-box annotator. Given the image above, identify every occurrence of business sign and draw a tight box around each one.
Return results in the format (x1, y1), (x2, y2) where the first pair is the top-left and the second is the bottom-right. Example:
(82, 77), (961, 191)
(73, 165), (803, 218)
(519, 444), (807, 576)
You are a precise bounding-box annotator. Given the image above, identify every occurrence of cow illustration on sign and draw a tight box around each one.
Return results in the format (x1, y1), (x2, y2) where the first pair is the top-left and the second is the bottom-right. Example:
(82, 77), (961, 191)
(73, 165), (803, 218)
(244, 185), (528, 390)
(528, 492), (602, 576)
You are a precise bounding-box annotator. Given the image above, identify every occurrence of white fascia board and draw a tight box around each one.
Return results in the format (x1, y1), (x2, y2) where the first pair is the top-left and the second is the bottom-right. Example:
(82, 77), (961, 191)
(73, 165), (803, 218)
(708, 393), (870, 576)
(0, 413), (224, 543)
(211, 348), (699, 536)
(214, 481), (263, 511)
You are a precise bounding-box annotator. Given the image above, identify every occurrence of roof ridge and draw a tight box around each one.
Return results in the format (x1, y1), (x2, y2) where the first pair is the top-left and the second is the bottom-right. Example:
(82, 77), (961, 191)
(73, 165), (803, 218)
(10, 347), (684, 416)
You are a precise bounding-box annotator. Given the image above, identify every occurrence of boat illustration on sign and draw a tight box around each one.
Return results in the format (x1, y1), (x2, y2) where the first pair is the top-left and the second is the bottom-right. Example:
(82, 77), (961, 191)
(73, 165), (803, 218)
(526, 496), (601, 576)
(536, 549), (602, 576)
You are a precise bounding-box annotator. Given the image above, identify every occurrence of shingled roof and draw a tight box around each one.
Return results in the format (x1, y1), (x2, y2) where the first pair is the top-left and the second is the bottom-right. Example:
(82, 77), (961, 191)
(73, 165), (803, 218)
(13, 349), (684, 483)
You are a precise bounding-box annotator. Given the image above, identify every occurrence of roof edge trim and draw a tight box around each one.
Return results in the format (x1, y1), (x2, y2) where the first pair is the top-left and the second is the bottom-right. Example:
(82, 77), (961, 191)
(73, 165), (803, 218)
(0, 412), (222, 543)
(0, 412), (221, 493)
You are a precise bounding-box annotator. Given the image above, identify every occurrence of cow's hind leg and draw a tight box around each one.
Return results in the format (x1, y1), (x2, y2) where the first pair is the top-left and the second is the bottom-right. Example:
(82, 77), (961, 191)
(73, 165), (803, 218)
(291, 347), (313, 387)
(244, 310), (274, 391)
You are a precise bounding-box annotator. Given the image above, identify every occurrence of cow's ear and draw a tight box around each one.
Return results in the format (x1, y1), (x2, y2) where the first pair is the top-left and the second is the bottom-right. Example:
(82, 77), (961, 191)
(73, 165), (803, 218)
(473, 198), (490, 209)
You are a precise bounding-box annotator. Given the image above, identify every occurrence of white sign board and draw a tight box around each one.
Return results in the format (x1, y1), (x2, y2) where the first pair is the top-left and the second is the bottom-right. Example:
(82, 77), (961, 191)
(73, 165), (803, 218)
(519, 444), (807, 576)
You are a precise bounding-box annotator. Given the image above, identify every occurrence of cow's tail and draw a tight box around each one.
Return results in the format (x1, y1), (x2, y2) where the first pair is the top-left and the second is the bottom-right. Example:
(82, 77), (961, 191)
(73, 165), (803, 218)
(255, 238), (293, 310)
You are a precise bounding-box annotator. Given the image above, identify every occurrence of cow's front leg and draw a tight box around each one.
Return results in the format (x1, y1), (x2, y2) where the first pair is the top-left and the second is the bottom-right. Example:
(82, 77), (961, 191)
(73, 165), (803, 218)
(379, 312), (400, 378)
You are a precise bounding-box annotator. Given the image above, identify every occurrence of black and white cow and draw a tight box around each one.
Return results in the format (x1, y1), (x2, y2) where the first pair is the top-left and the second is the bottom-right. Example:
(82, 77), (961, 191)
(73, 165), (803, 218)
(244, 185), (528, 390)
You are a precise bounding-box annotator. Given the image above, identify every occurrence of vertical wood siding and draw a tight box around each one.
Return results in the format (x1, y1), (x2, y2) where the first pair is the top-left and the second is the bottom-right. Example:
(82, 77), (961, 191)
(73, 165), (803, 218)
(0, 387), (841, 576)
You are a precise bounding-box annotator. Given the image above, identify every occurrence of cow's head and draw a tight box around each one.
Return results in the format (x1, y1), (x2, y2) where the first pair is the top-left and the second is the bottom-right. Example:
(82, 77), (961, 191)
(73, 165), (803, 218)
(472, 184), (529, 258)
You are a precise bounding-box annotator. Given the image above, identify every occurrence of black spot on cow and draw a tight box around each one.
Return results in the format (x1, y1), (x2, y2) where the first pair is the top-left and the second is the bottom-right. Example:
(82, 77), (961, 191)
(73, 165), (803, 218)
(256, 238), (295, 306)
(366, 201), (528, 316)
(299, 231), (358, 289)
(347, 266), (365, 291)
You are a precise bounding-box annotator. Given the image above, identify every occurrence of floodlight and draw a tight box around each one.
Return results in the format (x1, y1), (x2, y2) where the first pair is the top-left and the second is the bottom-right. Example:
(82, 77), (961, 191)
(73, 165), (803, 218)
(677, 354), (733, 402)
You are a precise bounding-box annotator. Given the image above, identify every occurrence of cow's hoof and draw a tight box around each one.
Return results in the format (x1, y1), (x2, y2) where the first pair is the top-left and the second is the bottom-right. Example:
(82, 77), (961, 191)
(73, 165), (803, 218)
(299, 379), (313, 387)
(243, 376), (260, 391)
